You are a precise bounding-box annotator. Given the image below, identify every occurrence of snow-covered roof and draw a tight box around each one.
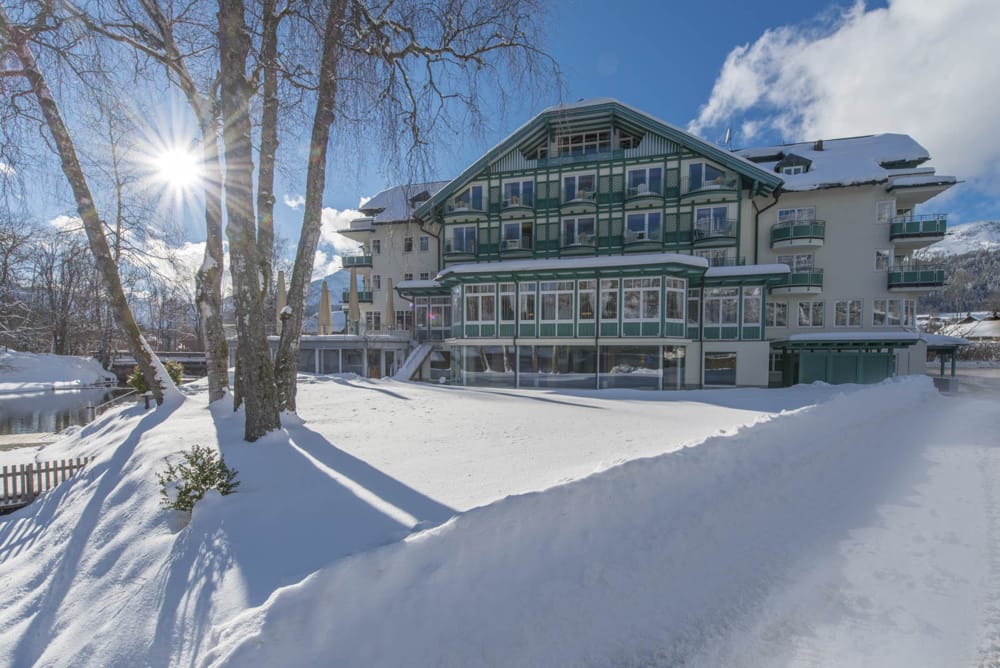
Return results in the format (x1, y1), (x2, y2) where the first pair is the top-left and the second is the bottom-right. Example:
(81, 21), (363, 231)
(775, 331), (921, 343)
(360, 181), (450, 223)
(736, 134), (955, 192)
(920, 333), (970, 347)
(437, 253), (708, 279)
(705, 264), (789, 278)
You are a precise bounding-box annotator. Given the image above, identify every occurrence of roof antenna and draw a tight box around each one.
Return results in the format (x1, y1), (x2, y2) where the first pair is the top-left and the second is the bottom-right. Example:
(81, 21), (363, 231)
(722, 127), (733, 151)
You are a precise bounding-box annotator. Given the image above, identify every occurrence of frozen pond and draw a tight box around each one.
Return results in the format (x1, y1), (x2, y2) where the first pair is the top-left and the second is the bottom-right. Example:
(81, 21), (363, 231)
(0, 388), (119, 435)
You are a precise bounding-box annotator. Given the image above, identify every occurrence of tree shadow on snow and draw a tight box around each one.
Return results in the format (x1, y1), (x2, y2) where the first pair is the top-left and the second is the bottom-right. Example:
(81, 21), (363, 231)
(144, 412), (456, 665)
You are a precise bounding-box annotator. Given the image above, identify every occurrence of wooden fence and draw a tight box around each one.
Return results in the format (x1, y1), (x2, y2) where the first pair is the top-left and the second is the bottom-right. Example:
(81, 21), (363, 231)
(1, 457), (94, 511)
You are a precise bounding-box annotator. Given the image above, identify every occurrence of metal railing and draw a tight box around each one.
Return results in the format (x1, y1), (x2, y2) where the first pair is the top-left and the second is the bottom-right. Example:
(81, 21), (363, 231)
(771, 219), (826, 244)
(889, 214), (947, 238)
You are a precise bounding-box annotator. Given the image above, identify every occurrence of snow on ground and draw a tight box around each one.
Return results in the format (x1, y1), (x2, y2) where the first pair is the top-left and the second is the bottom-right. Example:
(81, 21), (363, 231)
(0, 367), (998, 667)
(0, 350), (115, 393)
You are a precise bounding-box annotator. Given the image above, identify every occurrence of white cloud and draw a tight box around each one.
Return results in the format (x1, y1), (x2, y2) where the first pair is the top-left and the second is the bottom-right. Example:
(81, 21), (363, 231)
(320, 207), (364, 255)
(48, 214), (83, 232)
(689, 0), (1000, 196)
(283, 194), (305, 210)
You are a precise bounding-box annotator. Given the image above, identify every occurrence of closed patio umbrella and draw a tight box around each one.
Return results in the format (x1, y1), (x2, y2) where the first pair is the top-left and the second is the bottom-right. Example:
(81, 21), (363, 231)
(348, 267), (361, 334)
(318, 281), (332, 335)
(384, 277), (394, 331)
(275, 270), (287, 334)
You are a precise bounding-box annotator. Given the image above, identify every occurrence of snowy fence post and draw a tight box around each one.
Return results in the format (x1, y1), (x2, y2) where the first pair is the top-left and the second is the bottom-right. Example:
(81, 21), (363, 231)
(143, 391), (154, 409)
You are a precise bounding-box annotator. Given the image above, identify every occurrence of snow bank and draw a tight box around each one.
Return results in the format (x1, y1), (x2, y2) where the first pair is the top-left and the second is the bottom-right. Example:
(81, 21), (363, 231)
(205, 377), (940, 666)
(0, 350), (116, 393)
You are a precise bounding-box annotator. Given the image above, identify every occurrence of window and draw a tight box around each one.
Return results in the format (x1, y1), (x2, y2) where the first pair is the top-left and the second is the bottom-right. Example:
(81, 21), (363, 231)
(623, 278), (660, 321)
(766, 302), (788, 327)
(601, 279), (619, 320)
(626, 166), (663, 197)
(687, 288), (700, 327)
(777, 206), (816, 224)
(563, 174), (596, 202)
(373, 274), (382, 290)
(404, 273), (413, 281)
(502, 221), (533, 250)
(465, 284), (495, 324)
(557, 131), (610, 156)
(540, 281), (574, 322)
(873, 299), (915, 327)
(419, 272), (430, 281)
(694, 206), (732, 239)
(876, 200), (896, 224)
(404, 236), (413, 252)
(704, 352), (737, 386)
(742, 287), (762, 326)
(503, 180), (534, 207)
(704, 288), (739, 325)
(372, 239), (381, 254)
(519, 282), (536, 321)
(626, 212), (662, 242)
(777, 253), (814, 272)
(782, 165), (804, 175)
(563, 217), (595, 246)
(665, 278), (685, 321)
(578, 280), (596, 321)
(451, 185), (484, 211)
(450, 226), (476, 253)
(835, 299), (863, 327)
(688, 162), (726, 191)
(419, 236), (430, 252)
(365, 312), (381, 331)
(798, 300), (824, 327)
(874, 249), (891, 271)
(499, 283), (516, 322)
(395, 310), (413, 330)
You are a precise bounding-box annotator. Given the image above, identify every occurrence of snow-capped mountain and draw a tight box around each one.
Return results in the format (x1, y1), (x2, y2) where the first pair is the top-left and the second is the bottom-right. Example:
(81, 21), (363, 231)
(916, 220), (1000, 259)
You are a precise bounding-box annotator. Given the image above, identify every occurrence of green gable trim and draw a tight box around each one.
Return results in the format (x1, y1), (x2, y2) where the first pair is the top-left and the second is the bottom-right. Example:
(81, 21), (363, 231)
(414, 99), (783, 220)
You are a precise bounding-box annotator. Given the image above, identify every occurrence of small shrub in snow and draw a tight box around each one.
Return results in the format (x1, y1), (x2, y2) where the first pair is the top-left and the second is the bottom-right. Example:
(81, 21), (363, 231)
(157, 444), (240, 512)
(128, 361), (184, 392)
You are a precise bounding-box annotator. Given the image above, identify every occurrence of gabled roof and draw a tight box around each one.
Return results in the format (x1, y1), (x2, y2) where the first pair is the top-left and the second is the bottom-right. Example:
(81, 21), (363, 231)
(414, 99), (783, 219)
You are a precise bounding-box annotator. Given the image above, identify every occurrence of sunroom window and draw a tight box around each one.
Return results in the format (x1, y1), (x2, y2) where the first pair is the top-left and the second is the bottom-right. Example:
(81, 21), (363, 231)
(540, 281), (574, 322)
(557, 131), (610, 156)
(451, 185), (484, 211)
(563, 217), (595, 246)
(601, 279), (619, 320)
(503, 180), (534, 208)
(499, 283), (516, 322)
(623, 278), (660, 321)
(665, 278), (685, 321)
(626, 167), (663, 197)
(502, 221), (533, 250)
(626, 212), (661, 242)
(564, 174), (597, 202)
(465, 284), (495, 324)
(578, 280), (596, 321)
(449, 226), (476, 253)
(519, 282), (536, 321)
(704, 288), (739, 325)
(688, 162), (726, 191)
(694, 206), (732, 238)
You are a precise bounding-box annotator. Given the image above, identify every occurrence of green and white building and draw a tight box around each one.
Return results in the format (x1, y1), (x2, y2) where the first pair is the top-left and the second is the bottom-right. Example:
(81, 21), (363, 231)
(350, 98), (954, 388)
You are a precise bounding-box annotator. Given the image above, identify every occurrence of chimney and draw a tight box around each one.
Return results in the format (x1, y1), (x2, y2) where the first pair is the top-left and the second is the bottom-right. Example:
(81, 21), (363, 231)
(813, 139), (824, 151)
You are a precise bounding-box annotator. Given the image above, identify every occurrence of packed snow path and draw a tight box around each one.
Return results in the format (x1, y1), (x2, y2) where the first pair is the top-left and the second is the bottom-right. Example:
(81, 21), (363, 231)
(207, 379), (1000, 667)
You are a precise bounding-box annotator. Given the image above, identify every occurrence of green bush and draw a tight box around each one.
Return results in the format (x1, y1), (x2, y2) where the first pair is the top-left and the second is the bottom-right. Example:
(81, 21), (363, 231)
(157, 444), (240, 512)
(127, 360), (184, 392)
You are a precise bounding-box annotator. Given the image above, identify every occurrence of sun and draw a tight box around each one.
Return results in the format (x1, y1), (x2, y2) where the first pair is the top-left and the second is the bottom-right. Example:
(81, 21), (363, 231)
(155, 147), (202, 190)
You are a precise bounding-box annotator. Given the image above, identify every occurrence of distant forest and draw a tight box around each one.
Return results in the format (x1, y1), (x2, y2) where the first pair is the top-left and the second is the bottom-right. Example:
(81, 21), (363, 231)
(919, 250), (1000, 315)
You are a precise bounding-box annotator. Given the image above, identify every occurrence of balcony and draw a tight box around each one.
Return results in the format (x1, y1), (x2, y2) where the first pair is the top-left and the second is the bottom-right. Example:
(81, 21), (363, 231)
(624, 184), (665, 209)
(682, 174), (740, 199)
(889, 214), (947, 246)
(443, 203), (487, 222)
(623, 230), (661, 248)
(341, 290), (373, 303)
(501, 197), (534, 217)
(342, 254), (373, 268)
(770, 268), (824, 295)
(500, 238), (533, 256)
(770, 219), (826, 248)
(693, 220), (738, 247)
(560, 190), (598, 214)
(887, 264), (945, 291)
(443, 240), (476, 261)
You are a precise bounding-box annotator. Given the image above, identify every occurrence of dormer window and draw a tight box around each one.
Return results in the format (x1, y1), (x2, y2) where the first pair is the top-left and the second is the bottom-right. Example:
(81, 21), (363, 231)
(774, 153), (812, 175)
